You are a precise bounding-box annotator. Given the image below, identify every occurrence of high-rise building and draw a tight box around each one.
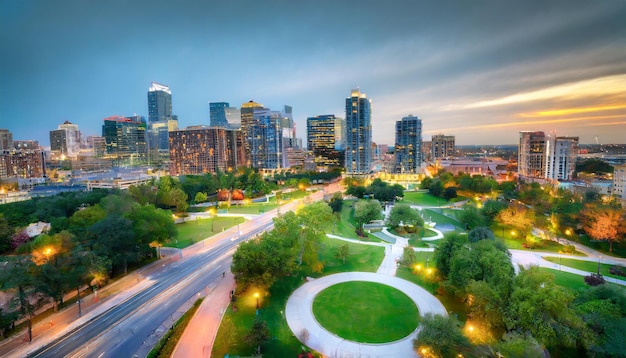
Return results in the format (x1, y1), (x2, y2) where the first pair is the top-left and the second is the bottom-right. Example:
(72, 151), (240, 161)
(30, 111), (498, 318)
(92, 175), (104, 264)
(345, 89), (372, 175)
(102, 116), (147, 161)
(545, 135), (578, 181)
(50, 121), (81, 159)
(519, 131), (578, 181)
(240, 100), (265, 163)
(432, 134), (455, 159)
(249, 109), (284, 169)
(422, 141), (432, 162)
(614, 164), (626, 201)
(0, 129), (13, 150)
(395, 115), (422, 173)
(518, 131), (547, 178)
(148, 82), (172, 123)
(0, 148), (44, 179)
(168, 126), (246, 176)
(210, 102), (229, 128)
(86, 136), (107, 157)
(307, 114), (345, 170)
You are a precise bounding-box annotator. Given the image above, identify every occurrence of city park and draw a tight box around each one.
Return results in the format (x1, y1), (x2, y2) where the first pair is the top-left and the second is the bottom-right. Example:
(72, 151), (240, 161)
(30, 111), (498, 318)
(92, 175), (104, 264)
(0, 166), (625, 357)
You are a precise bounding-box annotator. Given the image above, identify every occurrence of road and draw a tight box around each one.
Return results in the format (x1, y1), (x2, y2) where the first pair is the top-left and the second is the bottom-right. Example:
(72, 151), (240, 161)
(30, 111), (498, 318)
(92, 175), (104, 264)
(19, 192), (318, 358)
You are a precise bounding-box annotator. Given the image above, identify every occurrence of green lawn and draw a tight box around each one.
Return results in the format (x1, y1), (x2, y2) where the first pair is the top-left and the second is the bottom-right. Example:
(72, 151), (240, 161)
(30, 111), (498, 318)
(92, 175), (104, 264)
(312, 281), (419, 343)
(422, 209), (463, 229)
(542, 257), (626, 280)
(307, 236), (385, 277)
(170, 217), (245, 248)
(537, 268), (590, 291)
(226, 203), (278, 214)
(401, 191), (447, 206)
(212, 235), (384, 356)
(576, 234), (626, 258)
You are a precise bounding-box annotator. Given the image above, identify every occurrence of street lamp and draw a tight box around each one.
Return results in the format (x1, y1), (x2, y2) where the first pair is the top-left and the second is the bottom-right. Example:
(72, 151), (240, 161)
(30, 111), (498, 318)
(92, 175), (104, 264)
(254, 292), (260, 309)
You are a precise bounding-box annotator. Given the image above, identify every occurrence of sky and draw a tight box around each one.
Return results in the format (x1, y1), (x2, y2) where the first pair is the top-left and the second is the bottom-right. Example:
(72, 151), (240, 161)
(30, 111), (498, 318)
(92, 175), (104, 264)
(1, 0), (625, 147)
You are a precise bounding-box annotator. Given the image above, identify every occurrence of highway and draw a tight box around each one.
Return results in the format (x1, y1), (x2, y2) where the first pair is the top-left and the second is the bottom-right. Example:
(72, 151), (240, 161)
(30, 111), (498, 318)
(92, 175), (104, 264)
(24, 191), (323, 358)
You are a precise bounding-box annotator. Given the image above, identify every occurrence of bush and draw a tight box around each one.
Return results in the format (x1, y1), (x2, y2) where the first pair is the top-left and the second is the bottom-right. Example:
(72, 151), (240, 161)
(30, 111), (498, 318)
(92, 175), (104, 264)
(584, 273), (606, 286)
(562, 244), (576, 254)
(609, 265), (626, 277)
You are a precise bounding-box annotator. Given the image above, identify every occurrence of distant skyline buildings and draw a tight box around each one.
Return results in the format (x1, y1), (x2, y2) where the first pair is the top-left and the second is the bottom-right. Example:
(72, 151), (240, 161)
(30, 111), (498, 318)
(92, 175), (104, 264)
(49, 120), (81, 159)
(432, 134), (455, 159)
(345, 89), (372, 175)
(307, 114), (346, 170)
(102, 115), (147, 161)
(518, 131), (578, 181)
(147, 82), (173, 123)
(394, 115), (422, 173)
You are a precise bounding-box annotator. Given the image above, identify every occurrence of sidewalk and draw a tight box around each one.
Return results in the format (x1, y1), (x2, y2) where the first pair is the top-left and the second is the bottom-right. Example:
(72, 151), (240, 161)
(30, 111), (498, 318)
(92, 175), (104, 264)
(171, 269), (236, 358)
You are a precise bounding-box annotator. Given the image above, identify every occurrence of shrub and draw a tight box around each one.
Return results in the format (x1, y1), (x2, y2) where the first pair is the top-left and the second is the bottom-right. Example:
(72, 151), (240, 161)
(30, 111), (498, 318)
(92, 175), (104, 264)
(584, 273), (605, 286)
(609, 265), (626, 277)
(562, 245), (576, 254)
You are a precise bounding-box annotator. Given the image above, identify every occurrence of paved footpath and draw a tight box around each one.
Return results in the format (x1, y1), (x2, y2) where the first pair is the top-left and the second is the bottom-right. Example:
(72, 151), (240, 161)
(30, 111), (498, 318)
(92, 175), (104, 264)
(171, 268), (236, 358)
(285, 272), (447, 358)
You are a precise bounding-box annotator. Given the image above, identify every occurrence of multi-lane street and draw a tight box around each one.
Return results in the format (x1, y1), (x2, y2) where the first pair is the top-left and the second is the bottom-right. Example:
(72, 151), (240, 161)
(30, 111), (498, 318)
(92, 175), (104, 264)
(20, 191), (324, 358)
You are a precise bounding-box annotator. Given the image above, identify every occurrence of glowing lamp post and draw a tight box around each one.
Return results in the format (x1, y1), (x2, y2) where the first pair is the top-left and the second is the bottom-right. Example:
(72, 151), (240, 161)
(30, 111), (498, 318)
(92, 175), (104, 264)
(254, 292), (260, 309)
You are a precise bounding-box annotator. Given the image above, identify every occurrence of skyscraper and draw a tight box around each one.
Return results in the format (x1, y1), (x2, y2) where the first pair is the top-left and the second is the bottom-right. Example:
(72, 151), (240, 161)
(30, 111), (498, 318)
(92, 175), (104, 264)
(432, 134), (455, 159)
(518, 131), (547, 178)
(395, 115), (422, 173)
(545, 135), (578, 181)
(249, 109), (284, 169)
(307, 114), (345, 170)
(102, 116), (147, 162)
(0, 129), (13, 150)
(210, 102), (230, 128)
(49, 120), (81, 159)
(240, 100), (265, 165)
(147, 82), (172, 123)
(169, 126), (246, 176)
(345, 89), (372, 175)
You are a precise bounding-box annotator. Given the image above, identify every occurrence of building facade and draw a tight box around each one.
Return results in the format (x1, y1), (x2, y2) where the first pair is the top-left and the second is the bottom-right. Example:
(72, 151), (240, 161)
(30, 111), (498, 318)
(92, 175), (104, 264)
(168, 126), (246, 176)
(0, 148), (44, 178)
(0, 129), (13, 150)
(394, 115), (422, 173)
(240, 100), (265, 163)
(545, 135), (579, 181)
(148, 82), (172, 123)
(249, 109), (284, 169)
(345, 89), (372, 174)
(50, 121), (81, 159)
(210, 102), (231, 128)
(519, 131), (578, 181)
(307, 114), (346, 170)
(102, 116), (147, 161)
(432, 134), (455, 159)
(614, 164), (626, 201)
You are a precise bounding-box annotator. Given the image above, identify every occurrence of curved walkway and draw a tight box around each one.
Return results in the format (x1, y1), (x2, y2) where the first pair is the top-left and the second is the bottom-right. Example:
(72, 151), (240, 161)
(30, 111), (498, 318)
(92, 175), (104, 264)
(285, 272), (447, 358)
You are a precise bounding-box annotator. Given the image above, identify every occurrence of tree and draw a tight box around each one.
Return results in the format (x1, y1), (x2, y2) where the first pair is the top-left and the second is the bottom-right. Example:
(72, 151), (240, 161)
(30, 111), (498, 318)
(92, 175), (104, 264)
(335, 244), (349, 264)
(10, 230), (30, 250)
(0, 214), (14, 254)
(353, 199), (382, 233)
(87, 215), (137, 275)
(386, 204), (424, 232)
(457, 204), (485, 230)
(494, 332), (544, 358)
(468, 227), (494, 243)
(128, 182), (157, 205)
(504, 266), (586, 348)
(480, 199), (507, 224)
(413, 314), (472, 358)
(428, 180), (444, 197)
(496, 203), (535, 235)
(194, 192), (208, 203)
(443, 187), (457, 200)
(420, 177), (433, 190)
(328, 192), (343, 213)
(245, 318), (271, 354)
(401, 246), (416, 266)
(582, 206), (625, 252)
(434, 233), (467, 278)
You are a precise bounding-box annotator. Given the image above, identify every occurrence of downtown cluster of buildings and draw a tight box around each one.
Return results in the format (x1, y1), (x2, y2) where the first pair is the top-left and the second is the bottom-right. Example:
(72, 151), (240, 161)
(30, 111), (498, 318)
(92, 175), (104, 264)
(1, 82), (626, 203)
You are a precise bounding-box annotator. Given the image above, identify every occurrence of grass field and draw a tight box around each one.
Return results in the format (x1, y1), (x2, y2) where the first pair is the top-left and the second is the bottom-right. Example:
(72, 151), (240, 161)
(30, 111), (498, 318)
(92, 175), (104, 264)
(537, 268), (590, 291)
(312, 281), (419, 343)
(422, 209), (463, 229)
(170, 217), (245, 248)
(401, 191), (447, 206)
(226, 203), (278, 214)
(211, 235), (384, 357)
(576, 234), (626, 258)
(542, 257), (626, 280)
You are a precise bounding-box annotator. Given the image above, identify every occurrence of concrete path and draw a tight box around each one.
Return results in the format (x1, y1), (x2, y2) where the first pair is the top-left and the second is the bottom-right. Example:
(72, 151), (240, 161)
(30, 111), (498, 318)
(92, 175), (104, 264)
(171, 270), (236, 358)
(285, 272), (447, 358)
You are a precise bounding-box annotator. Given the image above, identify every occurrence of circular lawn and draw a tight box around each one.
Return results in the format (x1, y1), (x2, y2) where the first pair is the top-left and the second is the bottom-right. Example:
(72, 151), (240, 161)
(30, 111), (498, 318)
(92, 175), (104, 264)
(311, 281), (419, 343)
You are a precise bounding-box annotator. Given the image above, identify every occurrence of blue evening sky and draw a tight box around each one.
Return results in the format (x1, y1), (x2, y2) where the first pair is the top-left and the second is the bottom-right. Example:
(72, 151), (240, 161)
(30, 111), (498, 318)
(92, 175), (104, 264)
(1, 0), (625, 146)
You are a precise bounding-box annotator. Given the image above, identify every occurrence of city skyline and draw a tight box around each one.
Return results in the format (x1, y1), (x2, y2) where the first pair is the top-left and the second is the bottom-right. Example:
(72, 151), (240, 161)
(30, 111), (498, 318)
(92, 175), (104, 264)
(1, 0), (625, 147)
